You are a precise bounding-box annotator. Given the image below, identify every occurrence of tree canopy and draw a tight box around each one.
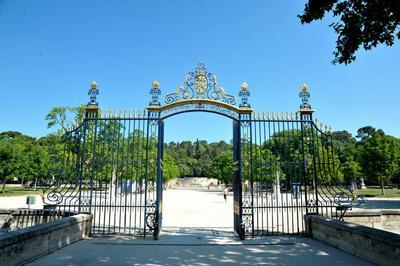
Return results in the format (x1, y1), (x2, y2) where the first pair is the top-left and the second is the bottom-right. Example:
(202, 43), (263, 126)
(299, 0), (400, 64)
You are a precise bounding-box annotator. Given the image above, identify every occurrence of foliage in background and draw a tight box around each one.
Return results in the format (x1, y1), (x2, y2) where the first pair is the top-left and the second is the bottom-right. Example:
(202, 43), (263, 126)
(1, 105), (399, 194)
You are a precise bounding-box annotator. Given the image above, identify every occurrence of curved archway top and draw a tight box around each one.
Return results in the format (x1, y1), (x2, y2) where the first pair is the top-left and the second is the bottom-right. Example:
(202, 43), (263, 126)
(146, 63), (253, 119)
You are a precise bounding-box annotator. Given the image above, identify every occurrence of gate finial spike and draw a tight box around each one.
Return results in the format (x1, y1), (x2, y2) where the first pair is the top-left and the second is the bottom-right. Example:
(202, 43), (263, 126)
(263, 112), (266, 120)
(268, 112), (270, 120)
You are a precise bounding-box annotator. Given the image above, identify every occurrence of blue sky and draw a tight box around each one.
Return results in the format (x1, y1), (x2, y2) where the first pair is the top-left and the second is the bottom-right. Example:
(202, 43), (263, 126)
(0, 1), (399, 143)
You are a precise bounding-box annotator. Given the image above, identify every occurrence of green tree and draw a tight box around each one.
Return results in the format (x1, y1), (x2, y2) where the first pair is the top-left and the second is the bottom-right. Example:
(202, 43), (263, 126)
(359, 130), (400, 195)
(0, 141), (17, 193)
(356, 126), (376, 140)
(163, 154), (179, 185)
(45, 105), (86, 131)
(299, 0), (400, 64)
(332, 130), (361, 183)
(210, 150), (233, 184)
(0, 131), (48, 186)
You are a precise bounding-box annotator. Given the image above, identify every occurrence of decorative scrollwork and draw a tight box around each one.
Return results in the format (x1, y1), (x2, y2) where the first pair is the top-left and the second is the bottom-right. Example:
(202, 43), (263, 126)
(299, 84), (311, 110)
(165, 63), (236, 105)
(88, 81), (99, 106)
(146, 213), (156, 230)
(46, 190), (63, 205)
(149, 81), (161, 106)
(307, 199), (318, 214)
(242, 197), (252, 233)
(145, 199), (157, 231)
(333, 191), (352, 206)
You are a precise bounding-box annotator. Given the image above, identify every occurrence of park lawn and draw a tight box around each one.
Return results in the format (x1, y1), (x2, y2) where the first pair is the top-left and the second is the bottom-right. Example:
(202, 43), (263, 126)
(0, 185), (43, 197)
(355, 187), (400, 198)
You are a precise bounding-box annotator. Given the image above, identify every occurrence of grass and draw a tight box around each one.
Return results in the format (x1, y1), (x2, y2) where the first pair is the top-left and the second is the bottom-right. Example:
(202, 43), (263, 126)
(0, 185), (44, 197)
(355, 187), (400, 198)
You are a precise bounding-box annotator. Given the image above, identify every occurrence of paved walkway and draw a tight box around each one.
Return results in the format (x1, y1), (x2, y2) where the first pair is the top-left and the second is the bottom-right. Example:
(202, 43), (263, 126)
(28, 228), (371, 266)
(27, 189), (372, 265)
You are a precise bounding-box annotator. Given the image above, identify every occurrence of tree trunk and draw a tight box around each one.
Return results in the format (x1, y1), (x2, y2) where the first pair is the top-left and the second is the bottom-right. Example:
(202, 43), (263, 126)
(381, 177), (385, 196)
(2, 181), (6, 193)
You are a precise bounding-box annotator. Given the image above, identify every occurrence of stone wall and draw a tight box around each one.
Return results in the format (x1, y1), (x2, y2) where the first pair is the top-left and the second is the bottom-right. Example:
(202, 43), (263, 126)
(305, 215), (400, 266)
(339, 210), (400, 234)
(0, 209), (74, 232)
(170, 177), (220, 189)
(0, 213), (92, 266)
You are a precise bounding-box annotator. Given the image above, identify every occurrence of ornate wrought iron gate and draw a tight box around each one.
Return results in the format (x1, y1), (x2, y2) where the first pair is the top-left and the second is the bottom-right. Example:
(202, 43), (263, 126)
(43, 105), (163, 238)
(43, 63), (351, 239)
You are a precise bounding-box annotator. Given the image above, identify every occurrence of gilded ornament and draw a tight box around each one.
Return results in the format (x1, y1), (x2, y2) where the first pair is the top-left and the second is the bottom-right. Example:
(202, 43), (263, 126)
(91, 81), (97, 89)
(152, 80), (160, 88)
(241, 82), (248, 91)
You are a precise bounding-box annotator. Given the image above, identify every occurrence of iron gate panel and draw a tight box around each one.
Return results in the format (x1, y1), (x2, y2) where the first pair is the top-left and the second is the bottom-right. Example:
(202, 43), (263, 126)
(246, 113), (309, 236)
(244, 111), (347, 236)
(43, 111), (161, 237)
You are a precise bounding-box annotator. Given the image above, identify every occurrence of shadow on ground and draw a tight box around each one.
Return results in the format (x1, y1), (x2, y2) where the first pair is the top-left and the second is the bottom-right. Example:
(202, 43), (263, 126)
(27, 227), (371, 266)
